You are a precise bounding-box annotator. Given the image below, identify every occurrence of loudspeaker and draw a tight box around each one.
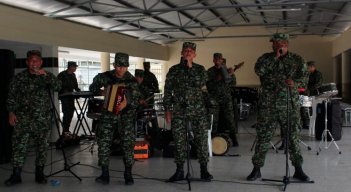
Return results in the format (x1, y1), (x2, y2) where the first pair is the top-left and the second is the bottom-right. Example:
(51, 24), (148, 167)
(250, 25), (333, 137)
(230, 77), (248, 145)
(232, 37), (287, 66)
(315, 100), (342, 141)
(0, 49), (15, 164)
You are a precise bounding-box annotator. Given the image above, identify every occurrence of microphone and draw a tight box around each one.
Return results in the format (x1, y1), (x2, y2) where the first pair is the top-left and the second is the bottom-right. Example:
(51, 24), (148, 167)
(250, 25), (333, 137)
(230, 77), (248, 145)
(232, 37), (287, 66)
(279, 48), (283, 55)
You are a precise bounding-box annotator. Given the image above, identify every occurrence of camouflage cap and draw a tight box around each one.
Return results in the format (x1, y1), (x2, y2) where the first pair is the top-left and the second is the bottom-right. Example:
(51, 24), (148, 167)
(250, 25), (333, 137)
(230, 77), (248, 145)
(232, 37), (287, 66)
(143, 61), (150, 66)
(213, 53), (223, 59)
(307, 61), (316, 66)
(135, 69), (144, 77)
(67, 61), (78, 68)
(182, 42), (196, 51)
(27, 50), (42, 58)
(114, 52), (129, 67)
(270, 33), (289, 42)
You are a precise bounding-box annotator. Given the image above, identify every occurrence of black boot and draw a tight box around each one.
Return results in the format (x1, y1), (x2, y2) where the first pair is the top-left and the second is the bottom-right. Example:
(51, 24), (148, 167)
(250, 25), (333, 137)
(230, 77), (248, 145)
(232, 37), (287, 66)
(293, 166), (310, 181)
(4, 167), (22, 186)
(200, 163), (213, 181)
(95, 166), (109, 184)
(230, 134), (239, 147)
(246, 166), (261, 181)
(278, 140), (285, 150)
(124, 166), (134, 185)
(35, 166), (47, 184)
(167, 164), (184, 182)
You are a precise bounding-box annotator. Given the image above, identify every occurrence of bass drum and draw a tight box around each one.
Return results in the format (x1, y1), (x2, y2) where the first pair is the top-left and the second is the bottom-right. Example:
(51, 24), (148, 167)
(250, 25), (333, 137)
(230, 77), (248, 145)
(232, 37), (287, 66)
(211, 134), (232, 156)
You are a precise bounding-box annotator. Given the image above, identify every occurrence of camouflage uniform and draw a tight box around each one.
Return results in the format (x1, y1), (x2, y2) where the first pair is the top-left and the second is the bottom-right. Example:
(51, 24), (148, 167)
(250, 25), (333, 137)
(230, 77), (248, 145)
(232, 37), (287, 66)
(57, 63), (80, 133)
(307, 69), (323, 96)
(90, 68), (141, 168)
(143, 62), (159, 130)
(7, 69), (61, 167)
(164, 61), (209, 165)
(252, 51), (308, 168)
(207, 55), (238, 136)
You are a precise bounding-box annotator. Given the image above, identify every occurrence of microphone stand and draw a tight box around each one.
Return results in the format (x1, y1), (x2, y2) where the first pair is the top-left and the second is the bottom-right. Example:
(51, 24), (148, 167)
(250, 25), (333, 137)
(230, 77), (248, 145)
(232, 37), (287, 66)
(46, 86), (81, 181)
(183, 59), (192, 191)
(262, 86), (313, 191)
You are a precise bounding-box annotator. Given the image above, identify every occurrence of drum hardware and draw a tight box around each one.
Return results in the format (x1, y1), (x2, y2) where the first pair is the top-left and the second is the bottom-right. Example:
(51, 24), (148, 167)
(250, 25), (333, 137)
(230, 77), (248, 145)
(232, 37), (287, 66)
(316, 83), (338, 98)
(316, 98), (342, 155)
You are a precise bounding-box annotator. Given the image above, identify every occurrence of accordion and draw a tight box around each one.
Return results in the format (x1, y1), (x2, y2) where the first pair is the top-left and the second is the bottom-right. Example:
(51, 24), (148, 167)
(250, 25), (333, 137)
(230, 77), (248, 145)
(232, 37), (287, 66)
(103, 83), (128, 115)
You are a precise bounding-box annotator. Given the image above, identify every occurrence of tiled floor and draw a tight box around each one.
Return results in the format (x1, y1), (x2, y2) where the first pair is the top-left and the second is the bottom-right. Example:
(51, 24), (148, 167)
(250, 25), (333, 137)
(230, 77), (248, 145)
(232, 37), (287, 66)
(1, 114), (350, 192)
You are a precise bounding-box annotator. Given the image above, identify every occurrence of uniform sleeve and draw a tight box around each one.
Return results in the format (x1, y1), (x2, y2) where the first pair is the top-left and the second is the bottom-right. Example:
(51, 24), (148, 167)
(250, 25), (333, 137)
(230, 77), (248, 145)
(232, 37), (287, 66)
(7, 77), (18, 113)
(206, 68), (217, 95)
(151, 73), (160, 93)
(73, 74), (80, 91)
(163, 69), (174, 111)
(129, 80), (142, 109)
(89, 73), (104, 95)
(292, 56), (308, 88)
(316, 72), (323, 88)
(46, 72), (62, 92)
(255, 55), (270, 77)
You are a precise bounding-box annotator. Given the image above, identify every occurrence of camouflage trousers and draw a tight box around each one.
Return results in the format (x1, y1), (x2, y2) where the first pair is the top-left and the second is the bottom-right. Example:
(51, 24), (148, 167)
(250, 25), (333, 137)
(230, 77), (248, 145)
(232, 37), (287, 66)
(61, 97), (75, 132)
(252, 108), (303, 167)
(171, 114), (209, 165)
(11, 118), (51, 167)
(97, 111), (136, 167)
(213, 97), (237, 134)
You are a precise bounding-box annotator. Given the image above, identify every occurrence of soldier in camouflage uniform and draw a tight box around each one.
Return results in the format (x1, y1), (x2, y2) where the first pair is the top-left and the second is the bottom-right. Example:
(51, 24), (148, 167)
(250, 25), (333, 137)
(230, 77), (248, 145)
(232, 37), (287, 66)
(5, 50), (61, 186)
(207, 53), (239, 146)
(164, 42), (213, 182)
(247, 33), (310, 182)
(57, 61), (80, 135)
(89, 52), (141, 185)
(143, 62), (160, 130)
(306, 61), (323, 96)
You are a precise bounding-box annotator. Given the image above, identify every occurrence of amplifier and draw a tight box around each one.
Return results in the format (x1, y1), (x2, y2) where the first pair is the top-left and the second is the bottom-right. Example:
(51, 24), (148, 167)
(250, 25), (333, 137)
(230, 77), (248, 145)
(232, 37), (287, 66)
(134, 140), (149, 159)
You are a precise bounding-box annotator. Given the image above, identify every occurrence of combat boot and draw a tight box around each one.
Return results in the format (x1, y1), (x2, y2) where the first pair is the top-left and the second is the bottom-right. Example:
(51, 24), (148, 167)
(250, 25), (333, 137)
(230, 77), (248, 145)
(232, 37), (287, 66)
(95, 166), (109, 184)
(35, 166), (47, 184)
(246, 166), (261, 181)
(124, 166), (134, 185)
(200, 163), (213, 181)
(167, 164), (184, 182)
(4, 167), (22, 186)
(230, 133), (239, 147)
(293, 166), (310, 181)
(278, 139), (285, 150)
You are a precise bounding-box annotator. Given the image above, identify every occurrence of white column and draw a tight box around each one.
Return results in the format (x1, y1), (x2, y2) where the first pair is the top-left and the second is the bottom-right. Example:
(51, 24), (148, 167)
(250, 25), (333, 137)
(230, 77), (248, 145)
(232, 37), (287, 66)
(135, 57), (145, 69)
(100, 52), (110, 72)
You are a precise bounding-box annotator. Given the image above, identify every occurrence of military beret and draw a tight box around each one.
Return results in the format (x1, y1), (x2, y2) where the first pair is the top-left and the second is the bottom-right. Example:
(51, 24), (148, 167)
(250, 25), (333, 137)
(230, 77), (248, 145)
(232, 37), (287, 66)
(67, 61), (78, 68)
(182, 42), (196, 51)
(27, 50), (42, 58)
(307, 61), (316, 66)
(213, 53), (223, 59)
(135, 69), (144, 77)
(114, 52), (129, 67)
(270, 33), (289, 42)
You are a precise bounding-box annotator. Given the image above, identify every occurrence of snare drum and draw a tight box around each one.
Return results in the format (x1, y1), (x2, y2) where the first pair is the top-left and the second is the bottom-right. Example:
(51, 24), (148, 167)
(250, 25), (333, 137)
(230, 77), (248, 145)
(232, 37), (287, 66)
(211, 134), (232, 156)
(299, 95), (312, 107)
(317, 83), (338, 97)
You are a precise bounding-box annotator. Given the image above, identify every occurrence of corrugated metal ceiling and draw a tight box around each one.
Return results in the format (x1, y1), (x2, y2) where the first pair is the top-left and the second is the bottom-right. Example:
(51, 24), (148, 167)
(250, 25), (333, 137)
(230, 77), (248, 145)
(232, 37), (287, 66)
(1, 0), (351, 45)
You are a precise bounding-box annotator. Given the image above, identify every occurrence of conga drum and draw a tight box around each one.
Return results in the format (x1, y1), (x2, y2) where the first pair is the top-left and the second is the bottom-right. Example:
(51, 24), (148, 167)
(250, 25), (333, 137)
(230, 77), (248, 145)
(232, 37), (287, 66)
(211, 134), (233, 156)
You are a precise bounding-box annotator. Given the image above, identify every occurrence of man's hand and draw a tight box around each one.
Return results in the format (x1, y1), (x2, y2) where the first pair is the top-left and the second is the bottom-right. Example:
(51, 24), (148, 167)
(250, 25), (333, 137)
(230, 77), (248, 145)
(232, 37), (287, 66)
(165, 111), (172, 124)
(8, 112), (18, 126)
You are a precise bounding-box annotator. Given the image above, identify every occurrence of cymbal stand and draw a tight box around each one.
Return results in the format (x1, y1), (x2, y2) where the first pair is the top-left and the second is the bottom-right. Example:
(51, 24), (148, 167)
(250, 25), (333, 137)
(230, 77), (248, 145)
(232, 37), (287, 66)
(316, 97), (341, 155)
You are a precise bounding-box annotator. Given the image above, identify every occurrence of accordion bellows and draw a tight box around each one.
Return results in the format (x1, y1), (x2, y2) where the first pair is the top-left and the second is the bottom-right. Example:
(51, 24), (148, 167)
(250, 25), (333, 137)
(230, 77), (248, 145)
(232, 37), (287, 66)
(104, 83), (127, 115)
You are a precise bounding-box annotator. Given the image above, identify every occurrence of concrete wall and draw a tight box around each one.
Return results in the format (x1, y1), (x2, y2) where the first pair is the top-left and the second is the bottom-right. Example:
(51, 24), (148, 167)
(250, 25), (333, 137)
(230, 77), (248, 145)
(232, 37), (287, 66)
(166, 27), (333, 86)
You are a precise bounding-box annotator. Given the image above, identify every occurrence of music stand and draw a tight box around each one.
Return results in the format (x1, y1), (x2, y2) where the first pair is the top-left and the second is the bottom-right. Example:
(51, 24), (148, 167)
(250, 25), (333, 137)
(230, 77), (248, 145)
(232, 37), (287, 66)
(262, 87), (313, 191)
(316, 93), (341, 155)
(46, 88), (82, 181)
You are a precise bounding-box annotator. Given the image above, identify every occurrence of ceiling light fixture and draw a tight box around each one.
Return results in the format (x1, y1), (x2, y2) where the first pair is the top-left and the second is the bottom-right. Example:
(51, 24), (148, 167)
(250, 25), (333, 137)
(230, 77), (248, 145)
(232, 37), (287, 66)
(255, 8), (302, 12)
